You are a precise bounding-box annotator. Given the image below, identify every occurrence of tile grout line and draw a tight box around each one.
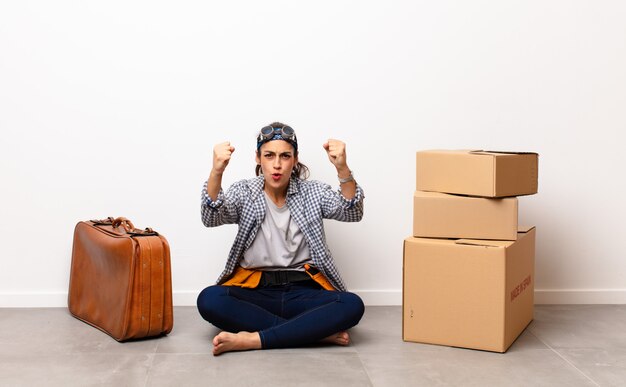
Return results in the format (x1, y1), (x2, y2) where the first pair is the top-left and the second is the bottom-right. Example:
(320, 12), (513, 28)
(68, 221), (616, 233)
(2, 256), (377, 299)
(142, 340), (161, 387)
(528, 330), (600, 387)
(354, 350), (376, 387)
(142, 352), (156, 387)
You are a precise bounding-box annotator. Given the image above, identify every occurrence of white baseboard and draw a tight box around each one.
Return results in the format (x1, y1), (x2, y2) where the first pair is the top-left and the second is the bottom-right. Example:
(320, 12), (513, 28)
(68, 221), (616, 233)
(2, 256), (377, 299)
(0, 292), (68, 308)
(2, 289), (625, 308)
(354, 290), (403, 306)
(534, 289), (626, 304)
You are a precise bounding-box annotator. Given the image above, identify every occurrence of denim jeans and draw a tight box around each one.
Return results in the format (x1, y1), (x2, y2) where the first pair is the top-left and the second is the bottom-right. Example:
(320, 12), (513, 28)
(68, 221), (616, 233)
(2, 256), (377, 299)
(197, 281), (365, 349)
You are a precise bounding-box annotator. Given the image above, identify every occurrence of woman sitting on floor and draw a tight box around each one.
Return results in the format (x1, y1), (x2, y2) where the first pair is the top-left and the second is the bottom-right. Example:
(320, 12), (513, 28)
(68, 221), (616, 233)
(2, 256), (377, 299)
(197, 122), (365, 355)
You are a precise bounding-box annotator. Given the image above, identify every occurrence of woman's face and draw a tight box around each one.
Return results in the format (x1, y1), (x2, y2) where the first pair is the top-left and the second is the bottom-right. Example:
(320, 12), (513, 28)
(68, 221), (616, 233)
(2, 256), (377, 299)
(256, 140), (297, 192)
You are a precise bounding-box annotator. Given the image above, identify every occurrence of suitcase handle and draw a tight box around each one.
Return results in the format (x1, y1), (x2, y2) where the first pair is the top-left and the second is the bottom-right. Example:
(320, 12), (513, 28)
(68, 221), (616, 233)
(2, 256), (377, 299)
(112, 217), (135, 233)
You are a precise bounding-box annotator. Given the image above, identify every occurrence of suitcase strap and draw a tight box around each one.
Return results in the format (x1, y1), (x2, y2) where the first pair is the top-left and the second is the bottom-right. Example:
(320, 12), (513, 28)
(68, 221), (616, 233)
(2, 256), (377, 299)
(135, 237), (166, 337)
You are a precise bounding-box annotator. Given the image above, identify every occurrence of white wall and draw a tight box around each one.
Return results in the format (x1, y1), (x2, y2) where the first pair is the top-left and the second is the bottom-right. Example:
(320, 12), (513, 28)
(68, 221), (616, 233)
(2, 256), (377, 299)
(1, 1), (625, 307)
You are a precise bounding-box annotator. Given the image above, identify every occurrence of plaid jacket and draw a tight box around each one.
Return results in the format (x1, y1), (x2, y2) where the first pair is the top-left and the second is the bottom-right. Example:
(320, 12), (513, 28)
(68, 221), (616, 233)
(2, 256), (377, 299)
(201, 175), (364, 291)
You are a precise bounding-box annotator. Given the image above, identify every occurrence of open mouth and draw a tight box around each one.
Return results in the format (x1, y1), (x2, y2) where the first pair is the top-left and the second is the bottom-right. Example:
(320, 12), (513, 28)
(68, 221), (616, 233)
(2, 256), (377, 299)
(271, 173), (282, 181)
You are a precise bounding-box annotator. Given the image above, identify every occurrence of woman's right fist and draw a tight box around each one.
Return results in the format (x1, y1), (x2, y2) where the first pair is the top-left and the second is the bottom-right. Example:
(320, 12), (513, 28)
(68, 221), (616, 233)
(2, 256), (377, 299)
(212, 142), (235, 174)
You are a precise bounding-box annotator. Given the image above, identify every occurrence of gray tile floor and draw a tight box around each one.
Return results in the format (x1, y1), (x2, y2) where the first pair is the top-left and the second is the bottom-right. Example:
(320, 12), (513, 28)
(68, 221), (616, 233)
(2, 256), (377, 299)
(0, 305), (624, 386)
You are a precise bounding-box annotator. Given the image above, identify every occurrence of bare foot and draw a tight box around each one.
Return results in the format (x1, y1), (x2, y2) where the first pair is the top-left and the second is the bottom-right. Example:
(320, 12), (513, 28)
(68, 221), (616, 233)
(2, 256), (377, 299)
(212, 331), (262, 356)
(320, 331), (350, 346)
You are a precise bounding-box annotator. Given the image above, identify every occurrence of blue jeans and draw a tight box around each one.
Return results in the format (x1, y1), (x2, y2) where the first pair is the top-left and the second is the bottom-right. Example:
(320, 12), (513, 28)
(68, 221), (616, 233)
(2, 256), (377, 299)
(197, 282), (365, 349)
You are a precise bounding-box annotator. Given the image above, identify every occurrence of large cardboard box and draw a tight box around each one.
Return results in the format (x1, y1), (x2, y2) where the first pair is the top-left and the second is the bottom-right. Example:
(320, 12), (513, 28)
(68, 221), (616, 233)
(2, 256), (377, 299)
(416, 150), (538, 197)
(403, 227), (535, 353)
(413, 190), (519, 240)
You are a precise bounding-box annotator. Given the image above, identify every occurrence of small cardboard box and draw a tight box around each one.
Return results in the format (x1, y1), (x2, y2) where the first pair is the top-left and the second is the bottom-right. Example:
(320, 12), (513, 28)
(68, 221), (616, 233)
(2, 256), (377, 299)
(416, 150), (538, 197)
(413, 190), (519, 240)
(403, 227), (535, 353)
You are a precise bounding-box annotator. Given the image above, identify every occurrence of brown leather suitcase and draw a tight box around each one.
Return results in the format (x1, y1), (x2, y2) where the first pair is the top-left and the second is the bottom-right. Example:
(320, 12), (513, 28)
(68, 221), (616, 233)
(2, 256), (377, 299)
(68, 217), (173, 341)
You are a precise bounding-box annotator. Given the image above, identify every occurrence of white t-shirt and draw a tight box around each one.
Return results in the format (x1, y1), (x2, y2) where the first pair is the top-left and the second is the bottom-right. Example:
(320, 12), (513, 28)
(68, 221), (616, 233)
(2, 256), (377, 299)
(241, 192), (311, 271)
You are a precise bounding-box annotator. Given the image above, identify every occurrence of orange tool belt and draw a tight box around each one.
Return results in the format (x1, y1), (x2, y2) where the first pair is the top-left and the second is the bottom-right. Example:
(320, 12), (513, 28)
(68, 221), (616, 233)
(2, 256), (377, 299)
(221, 264), (336, 291)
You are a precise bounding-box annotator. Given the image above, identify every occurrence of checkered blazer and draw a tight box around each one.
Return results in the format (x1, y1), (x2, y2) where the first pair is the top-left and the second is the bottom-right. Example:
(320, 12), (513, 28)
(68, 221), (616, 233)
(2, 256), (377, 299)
(201, 175), (364, 291)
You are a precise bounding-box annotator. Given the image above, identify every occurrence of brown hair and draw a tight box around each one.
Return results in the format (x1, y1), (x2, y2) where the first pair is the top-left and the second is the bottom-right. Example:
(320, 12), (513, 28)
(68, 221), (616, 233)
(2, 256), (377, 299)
(255, 122), (310, 180)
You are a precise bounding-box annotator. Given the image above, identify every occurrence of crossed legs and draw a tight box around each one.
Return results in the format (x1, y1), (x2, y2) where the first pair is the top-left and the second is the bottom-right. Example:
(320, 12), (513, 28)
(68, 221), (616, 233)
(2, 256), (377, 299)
(197, 283), (365, 355)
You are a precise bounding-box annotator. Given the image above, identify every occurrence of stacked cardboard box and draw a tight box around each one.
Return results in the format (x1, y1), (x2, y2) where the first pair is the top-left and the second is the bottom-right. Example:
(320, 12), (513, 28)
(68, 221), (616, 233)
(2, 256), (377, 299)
(403, 150), (539, 353)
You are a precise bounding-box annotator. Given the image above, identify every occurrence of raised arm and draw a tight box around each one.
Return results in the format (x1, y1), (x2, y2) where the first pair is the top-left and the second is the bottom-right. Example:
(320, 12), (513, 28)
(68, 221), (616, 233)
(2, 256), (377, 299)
(323, 139), (356, 200)
(207, 141), (235, 201)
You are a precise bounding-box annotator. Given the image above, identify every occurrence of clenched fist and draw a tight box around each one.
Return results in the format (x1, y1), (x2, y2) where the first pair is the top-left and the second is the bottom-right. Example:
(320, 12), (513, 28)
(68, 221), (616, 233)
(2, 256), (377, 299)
(213, 141), (235, 174)
(323, 139), (348, 170)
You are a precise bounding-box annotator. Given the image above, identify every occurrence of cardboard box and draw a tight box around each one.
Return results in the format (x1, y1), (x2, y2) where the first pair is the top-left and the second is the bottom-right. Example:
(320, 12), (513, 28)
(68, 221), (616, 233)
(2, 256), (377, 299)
(403, 227), (535, 352)
(416, 150), (538, 197)
(413, 190), (519, 240)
